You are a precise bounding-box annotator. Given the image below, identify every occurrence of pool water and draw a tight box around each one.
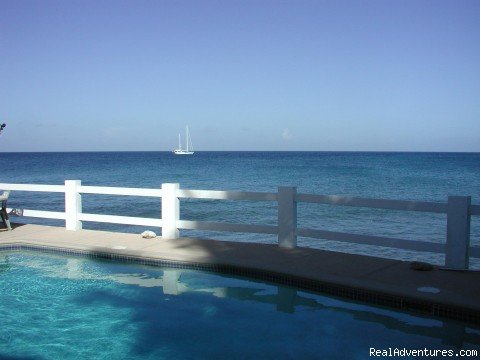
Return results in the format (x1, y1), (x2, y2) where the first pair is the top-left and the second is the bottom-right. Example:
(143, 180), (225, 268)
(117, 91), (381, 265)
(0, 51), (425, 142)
(0, 251), (479, 359)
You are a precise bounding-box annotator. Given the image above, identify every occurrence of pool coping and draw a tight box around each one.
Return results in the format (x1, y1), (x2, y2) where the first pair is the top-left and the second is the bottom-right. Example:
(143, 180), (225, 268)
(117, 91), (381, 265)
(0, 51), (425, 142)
(1, 224), (480, 325)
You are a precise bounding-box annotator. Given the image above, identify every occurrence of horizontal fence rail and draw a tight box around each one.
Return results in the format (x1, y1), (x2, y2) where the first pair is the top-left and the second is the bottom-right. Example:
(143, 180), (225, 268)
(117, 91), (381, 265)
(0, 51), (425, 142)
(1, 180), (479, 270)
(471, 205), (480, 216)
(177, 189), (277, 201)
(296, 193), (448, 213)
(79, 185), (163, 197)
(79, 213), (163, 227)
(296, 228), (446, 253)
(0, 183), (65, 193)
(177, 220), (278, 235)
(10, 209), (66, 220)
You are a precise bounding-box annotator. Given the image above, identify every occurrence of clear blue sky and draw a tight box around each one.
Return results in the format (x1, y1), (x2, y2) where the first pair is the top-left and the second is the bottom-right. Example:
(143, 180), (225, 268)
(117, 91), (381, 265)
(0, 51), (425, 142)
(1, 0), (479, 152)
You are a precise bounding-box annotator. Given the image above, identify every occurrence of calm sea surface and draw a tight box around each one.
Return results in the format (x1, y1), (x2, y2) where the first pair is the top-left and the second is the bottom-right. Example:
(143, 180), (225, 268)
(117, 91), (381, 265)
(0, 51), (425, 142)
(1, 152), (479, 267)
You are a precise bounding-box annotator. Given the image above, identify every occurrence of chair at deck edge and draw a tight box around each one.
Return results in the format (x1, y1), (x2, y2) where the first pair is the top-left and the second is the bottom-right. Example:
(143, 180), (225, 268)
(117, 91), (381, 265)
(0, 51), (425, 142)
(0, 191), (12, 231)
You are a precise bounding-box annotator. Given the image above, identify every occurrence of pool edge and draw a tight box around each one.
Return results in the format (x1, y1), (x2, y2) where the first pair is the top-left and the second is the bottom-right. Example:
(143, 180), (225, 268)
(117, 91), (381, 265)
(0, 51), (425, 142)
(2, 241), (479, 326)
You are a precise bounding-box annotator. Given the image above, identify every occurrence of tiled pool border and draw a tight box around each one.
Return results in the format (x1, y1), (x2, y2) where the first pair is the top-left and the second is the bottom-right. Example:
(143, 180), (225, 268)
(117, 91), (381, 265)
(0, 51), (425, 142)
(1, 243), (479, 325)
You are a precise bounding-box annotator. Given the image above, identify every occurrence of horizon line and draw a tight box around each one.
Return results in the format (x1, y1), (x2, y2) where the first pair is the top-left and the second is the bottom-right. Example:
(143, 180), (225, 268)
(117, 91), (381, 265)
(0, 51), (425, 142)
(1, 150), (480, 154)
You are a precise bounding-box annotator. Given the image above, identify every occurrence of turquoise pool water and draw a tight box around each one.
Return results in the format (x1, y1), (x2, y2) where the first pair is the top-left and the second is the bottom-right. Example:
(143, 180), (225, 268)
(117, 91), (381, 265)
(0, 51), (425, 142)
(0, 251), (479, 359)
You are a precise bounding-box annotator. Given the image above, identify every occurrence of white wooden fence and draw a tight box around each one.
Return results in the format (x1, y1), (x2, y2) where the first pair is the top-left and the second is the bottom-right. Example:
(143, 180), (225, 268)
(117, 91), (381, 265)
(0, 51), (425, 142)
(1, 180), (479, 270)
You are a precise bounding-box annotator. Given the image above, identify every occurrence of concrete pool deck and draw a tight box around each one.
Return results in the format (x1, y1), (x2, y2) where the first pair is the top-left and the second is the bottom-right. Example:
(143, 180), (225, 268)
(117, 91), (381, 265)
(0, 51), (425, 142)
(1, 224), (479, 324)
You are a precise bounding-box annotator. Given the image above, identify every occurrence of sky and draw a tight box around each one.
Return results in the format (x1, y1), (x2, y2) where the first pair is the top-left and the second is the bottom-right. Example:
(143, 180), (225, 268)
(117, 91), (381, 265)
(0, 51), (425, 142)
(0, 0), (479, 152)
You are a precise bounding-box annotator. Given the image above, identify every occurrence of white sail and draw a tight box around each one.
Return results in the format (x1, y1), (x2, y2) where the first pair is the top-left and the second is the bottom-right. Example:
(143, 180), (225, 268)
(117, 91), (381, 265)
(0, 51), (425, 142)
(173, 126), (194, 155)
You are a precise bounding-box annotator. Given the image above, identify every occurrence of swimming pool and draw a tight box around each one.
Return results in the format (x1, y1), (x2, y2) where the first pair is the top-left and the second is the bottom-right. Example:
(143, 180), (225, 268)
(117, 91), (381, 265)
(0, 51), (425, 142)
(1, 251), (479, 359)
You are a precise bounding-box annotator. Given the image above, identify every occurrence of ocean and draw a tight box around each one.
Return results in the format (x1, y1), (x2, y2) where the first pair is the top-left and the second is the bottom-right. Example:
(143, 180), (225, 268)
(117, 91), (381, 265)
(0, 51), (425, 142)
(1, 151), (479, 267)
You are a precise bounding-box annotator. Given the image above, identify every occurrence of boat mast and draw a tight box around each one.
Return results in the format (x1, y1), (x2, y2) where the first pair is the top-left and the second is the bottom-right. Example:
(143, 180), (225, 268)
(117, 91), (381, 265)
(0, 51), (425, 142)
(186, 126), (189, 152)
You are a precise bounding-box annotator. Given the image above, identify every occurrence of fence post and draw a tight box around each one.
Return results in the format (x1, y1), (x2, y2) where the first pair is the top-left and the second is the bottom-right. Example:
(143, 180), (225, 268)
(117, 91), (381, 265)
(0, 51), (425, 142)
(278, 186), (297, 248)
(162, 183), (180, 239)
(445, 196), (471, 270)
(65, 180), (82, 231)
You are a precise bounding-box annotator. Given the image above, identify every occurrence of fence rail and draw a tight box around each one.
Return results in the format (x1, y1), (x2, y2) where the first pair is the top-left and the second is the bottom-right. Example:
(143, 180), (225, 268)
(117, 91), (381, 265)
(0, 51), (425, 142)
(295, 193), (448, 213)
(1, 180), (479, 270)
(177, 189), (277, 201)
(471, 205), (480, 216)
(296, 228), (446, 253)
(0, 183), (65, 193)
(79, 185), (162, 197)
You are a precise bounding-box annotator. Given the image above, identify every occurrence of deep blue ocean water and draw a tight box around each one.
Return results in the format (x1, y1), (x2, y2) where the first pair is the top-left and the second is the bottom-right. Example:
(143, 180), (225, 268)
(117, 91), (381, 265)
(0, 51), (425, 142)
(1, 251), (479, 359)
(1, 152), (479, 266)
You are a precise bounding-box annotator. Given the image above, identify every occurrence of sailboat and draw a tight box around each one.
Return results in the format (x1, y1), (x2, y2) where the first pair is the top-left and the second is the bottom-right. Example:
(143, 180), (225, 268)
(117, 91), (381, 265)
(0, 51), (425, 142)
(173, 126), (194, 155)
